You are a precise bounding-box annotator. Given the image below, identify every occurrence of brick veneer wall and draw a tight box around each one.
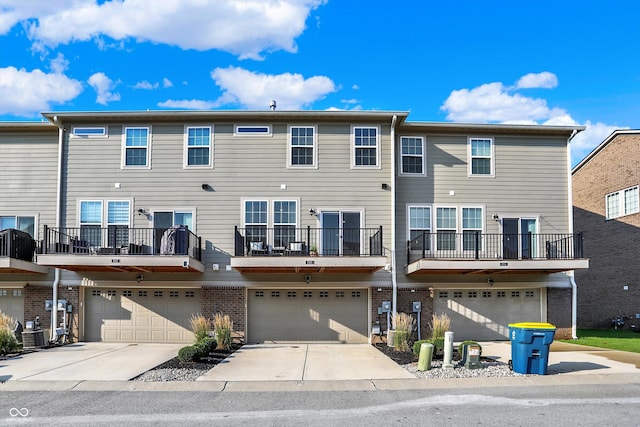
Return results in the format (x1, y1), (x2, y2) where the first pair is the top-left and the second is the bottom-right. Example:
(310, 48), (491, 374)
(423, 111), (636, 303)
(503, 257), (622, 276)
(23, 285), (79, 342)
(202, 287), (245, 342)
(573, 133), (640, 328)
(370, 287), (432, 342)
(547, 287), (572, 339)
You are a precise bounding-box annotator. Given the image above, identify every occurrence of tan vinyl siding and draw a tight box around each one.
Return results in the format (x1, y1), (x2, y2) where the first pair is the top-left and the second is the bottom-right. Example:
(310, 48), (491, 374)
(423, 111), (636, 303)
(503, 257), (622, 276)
(60, 119), (393, 283)
(395, 132), (571, 261)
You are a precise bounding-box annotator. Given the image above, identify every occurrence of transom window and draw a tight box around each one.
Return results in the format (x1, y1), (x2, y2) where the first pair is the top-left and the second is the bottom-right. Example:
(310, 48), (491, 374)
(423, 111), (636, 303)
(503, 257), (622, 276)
(289, 126), (316, 167)
(72, 127), (107, 137)
(185, 126), (212, 167)
(400, 136), (424, 174)
(123, 127), (150, 167)
(235, 125), (271, 136)
(353, 126), (379, 167)
(0, 215), (36, 238)
(606, 186), (639, 219)
(469, 138), (493, 176)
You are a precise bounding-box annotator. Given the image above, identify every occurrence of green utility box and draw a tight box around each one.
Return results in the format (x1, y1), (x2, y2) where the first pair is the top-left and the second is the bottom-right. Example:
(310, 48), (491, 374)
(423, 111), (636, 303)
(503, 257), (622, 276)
(462, 343), (483, 369)
(417, 342), (434, 371)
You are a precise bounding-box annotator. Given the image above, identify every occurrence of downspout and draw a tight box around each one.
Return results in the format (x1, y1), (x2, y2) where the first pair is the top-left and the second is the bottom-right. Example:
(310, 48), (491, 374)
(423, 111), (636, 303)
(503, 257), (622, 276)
(50, 116), (64, 342)
(390, 115), (398, 329)
(567, 129), (578, 339)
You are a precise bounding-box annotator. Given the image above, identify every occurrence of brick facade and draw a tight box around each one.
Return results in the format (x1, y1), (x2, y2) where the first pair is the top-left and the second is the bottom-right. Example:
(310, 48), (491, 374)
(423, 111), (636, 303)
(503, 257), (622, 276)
(573, 133), (640, 328)
(201, 287), (246, 341)
(23, 284), (79, 342)
(370, 287), (433, 342)
(546, 287), (572, 339)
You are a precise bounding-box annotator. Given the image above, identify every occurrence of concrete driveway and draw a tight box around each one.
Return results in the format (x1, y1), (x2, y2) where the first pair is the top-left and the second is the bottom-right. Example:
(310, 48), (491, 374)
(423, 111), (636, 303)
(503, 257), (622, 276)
(197, 344), (415, 382)
(0, 342), (182, 381)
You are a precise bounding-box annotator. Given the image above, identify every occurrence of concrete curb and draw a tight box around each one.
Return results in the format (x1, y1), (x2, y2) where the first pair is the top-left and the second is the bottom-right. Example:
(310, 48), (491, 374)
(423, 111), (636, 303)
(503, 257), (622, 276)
(3, 373), (640, 392)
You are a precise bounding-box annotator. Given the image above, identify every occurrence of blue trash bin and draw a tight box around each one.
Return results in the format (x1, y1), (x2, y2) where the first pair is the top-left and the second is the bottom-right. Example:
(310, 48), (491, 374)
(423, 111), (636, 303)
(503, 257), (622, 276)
(508, 322), (556, 375)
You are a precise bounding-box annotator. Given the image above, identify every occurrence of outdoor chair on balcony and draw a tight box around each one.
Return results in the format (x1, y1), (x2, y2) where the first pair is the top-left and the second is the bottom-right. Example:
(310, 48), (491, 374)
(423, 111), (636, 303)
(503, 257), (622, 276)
(284, 241), (306, 256)
(249, 241), (268, 256)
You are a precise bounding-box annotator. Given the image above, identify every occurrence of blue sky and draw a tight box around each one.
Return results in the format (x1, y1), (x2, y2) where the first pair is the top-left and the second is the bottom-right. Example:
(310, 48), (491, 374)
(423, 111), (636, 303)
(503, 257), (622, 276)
(1, 0), (639, 166)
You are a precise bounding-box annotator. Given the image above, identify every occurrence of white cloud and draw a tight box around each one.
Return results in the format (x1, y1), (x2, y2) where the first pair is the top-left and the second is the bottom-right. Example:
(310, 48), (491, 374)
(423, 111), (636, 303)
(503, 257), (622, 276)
(210, 66), (336, 109)
(3, 0), (325, 60)
(515, 71), (558, 89)
(87, 72), (120, 105)
(157, 99), (216, 109)
(0, 65), (82, 117)
(440, 72), (625, 166)
(133, 80), (157, 90)
(162, 78), (173, 88)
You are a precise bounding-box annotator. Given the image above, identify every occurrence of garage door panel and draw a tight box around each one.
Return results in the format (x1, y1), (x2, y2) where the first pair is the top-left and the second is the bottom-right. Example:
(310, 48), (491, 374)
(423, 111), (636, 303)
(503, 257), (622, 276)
(248, 288), (368, 343)
(0, 289), (25, 325)
(86, 288), (199, 343)
(434, 289), (541, 341)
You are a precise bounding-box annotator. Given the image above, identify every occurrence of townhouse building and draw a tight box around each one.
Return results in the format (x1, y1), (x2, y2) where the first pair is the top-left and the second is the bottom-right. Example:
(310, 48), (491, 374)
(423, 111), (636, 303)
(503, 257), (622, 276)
(572, 130), (640, 328)
(0, 110), (588, 344)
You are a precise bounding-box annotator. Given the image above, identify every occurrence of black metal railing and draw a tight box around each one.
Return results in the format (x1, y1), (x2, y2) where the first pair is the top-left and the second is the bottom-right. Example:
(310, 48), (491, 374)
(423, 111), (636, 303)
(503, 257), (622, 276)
(234, 226), (384, 257)
(42, 225), (202, 261)
(407, 232), (584, 264)
(0, 228), (37, 262)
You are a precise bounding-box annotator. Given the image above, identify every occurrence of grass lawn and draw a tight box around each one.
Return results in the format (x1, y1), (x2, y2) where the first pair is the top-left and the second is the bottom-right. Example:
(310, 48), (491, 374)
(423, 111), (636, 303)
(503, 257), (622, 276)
(559, 329), (640, 353)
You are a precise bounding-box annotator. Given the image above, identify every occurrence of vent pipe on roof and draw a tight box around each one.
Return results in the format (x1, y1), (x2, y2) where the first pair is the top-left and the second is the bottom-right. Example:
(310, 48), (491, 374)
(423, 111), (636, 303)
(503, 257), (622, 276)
(269, 100), (276, 110)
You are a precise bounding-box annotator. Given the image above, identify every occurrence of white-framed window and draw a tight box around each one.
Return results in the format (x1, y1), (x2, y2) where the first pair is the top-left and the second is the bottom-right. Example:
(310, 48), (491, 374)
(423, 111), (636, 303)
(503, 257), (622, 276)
(400, 136), (425, 175)
(462, 207), (483, 251)
(71, 127), (107, 138)
(243, 199), (299, 248)
(184, 126), (212, 168)
(606, 186), (639, 219)
(288, 126), (317, 167)
(468, 137), (494, 176)
(79, 200), (130, 247)
(234, 125), (272, 136)
(436, 207), (457, 250)
(352, 126), (380, 168)
(0, 215), (36, 238)
(122, 127), (150, 168)
(408, 205), (431, 251)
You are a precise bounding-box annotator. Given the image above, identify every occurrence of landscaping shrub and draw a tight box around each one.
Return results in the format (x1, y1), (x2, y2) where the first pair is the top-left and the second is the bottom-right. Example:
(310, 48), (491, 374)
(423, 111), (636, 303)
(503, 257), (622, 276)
(429, 313), (451, 339)
(430, 337), (445, 354)
(393, 312), (415, 352)
(178, 345), (200, 363)
(213, 312), (233, 351)
(189, 313), (211, 343)
(0, 311), (18, 356)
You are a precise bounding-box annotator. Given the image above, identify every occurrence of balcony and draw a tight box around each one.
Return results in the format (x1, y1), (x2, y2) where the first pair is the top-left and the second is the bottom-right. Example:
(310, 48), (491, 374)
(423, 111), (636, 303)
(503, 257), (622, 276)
(0, 229), (48, 274)
(37, 225), (204, 273)
(406, 232), (589, 275)
(231, 226), (387, 273)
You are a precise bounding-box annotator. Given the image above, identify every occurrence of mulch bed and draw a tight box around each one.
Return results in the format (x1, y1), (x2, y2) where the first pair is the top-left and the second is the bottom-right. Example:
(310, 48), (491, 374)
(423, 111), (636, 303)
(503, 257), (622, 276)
(152, 345), (242, 370)
(374, 342), (419, 365)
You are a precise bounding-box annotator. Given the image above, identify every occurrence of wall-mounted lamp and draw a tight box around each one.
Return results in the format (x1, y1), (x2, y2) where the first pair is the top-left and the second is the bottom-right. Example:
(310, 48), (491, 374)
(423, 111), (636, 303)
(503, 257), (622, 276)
(201, 183), (213, 191)
(137, 208), (147, 216)
(381, 183), (390, 190)
(488, 277), (494, 287)
(136, 274), (143, 284)
(492, 214), (499, 221)
(305, 275), (311, 284)
(309, 208), (317, 216)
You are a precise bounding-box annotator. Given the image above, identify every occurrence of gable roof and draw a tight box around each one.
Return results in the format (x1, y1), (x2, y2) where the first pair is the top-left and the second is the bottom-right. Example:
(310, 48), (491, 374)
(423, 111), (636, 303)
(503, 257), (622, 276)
(572, 129), (640, 174)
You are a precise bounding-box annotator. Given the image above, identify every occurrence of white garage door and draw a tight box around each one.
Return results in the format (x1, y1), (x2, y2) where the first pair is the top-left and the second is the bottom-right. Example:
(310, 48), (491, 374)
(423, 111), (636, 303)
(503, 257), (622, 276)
(433, 289), (542, 341)
(248, 289), (368, 343)
(0, 288), (24, 324)
(85, 288), (200, 343)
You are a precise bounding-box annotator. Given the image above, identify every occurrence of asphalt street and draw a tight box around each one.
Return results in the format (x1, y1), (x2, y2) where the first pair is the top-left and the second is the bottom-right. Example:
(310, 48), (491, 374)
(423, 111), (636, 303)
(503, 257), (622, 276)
(2, 382), (640, 426)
